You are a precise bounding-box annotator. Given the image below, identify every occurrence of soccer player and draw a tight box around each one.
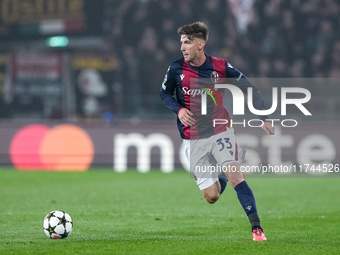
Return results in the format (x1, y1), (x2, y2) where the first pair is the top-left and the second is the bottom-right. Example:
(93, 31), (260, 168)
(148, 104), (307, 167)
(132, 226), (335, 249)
(160, 22), (275, 241)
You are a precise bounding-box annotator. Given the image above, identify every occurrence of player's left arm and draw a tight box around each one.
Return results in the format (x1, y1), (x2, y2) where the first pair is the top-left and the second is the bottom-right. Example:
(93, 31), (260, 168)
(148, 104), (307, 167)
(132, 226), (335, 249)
(225, 62), (275, 135)
(262, 121), (275, 135)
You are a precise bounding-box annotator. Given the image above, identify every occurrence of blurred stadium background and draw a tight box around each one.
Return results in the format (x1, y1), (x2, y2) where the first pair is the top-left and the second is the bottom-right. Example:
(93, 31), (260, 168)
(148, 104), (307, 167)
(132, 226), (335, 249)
(0, 0), (339, 171)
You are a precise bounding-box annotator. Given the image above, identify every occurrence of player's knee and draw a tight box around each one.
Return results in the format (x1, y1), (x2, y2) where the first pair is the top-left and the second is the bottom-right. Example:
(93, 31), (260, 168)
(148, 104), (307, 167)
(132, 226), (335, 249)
(225, 170), (245, 188)
(227, 178), (244, 188)
(204, 193), (220, 204)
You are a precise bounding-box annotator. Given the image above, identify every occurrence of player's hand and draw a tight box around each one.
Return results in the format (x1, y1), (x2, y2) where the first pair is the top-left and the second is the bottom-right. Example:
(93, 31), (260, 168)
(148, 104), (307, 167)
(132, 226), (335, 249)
(261, 121), (275, 135)
(178, 108), (195, 127)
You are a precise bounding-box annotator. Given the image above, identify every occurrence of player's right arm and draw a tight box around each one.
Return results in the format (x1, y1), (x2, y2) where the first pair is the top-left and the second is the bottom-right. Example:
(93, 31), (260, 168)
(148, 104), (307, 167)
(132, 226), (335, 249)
(225, 61), (275, 135)
(160, 65), (182, 113)
(160, 65), (195, 126)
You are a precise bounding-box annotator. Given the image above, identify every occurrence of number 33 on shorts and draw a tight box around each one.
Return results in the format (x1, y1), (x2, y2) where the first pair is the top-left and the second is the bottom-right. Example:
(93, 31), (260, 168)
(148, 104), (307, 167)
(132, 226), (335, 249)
(216, 138), (232, 151)
(213, 131), (238, 165)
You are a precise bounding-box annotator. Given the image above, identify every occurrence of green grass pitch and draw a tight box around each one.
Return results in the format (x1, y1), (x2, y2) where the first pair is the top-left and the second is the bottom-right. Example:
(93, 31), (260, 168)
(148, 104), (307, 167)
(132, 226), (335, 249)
(0, 169), (339, 255)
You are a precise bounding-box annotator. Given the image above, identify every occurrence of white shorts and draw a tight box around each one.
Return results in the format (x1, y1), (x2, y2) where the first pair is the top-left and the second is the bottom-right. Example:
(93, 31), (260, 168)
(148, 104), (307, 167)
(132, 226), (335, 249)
(183, 129), (239, 190)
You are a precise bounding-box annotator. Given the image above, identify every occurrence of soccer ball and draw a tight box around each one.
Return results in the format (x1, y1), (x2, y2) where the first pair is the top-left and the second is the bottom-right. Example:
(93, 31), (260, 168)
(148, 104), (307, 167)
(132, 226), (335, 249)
(43, 210), (73, 239)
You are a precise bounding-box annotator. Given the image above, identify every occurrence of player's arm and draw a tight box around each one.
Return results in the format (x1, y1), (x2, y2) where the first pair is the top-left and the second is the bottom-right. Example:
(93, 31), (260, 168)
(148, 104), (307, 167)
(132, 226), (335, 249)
(225, 62), (274, 135)
(160, 65), (195, 126)
(160, 65), (183, 113)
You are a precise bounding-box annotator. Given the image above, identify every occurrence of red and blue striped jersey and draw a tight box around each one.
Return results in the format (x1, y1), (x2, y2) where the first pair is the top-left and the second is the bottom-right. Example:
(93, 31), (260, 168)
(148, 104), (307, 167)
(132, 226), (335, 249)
(160, 55), (267, 139)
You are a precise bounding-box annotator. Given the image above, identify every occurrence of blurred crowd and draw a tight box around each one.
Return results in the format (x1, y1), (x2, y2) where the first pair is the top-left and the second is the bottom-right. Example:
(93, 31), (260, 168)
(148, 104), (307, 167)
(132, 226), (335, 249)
(102, 0), (339, 115)
(2, 0), (339, 119)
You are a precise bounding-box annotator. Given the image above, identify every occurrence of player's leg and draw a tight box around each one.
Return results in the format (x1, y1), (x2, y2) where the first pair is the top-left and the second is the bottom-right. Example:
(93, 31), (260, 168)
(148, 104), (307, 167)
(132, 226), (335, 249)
(223, 162), (267, 241)
(184, 138), (223, 204)
(196, 148), (245, 203)
(218, 147), (247, 195)
(201, 180), (221, 204)
(222, 162), (244, 187)
(218, 172), (228, 195)
(193, 161), (221, 204)
(212, 130), (266, 241)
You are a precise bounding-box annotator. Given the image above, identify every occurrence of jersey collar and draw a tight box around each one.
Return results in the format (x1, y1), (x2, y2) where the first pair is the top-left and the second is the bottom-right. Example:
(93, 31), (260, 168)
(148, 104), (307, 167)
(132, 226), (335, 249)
(188, 54), (209, 71)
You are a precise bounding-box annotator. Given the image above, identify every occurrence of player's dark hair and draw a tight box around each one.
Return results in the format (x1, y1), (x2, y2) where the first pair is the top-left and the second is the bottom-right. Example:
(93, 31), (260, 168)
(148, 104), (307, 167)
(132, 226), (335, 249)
(177, 22), (209, 42)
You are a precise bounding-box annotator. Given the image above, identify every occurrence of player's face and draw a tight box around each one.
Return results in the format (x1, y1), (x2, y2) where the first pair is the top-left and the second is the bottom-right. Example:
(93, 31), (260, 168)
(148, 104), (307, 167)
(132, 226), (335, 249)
(180, 35), (202, 63)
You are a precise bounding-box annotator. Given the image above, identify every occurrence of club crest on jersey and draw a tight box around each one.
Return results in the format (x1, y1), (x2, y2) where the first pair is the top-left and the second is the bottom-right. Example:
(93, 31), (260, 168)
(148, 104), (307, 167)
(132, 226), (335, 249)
(211, 71), (219, 83)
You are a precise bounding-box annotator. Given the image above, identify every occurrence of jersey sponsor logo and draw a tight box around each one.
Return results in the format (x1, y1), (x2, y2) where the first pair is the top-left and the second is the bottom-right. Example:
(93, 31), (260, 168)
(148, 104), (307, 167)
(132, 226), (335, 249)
(246, 206), (252, 210)
(182, 85), (222, 107)
(199, 84), (223, 108)
(180, 74), (185, 81)
(229, 150), (233, 156)
(211, 71), (219, 83)
(182, 87), (212, 97)
(183, 84), (223, 115)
